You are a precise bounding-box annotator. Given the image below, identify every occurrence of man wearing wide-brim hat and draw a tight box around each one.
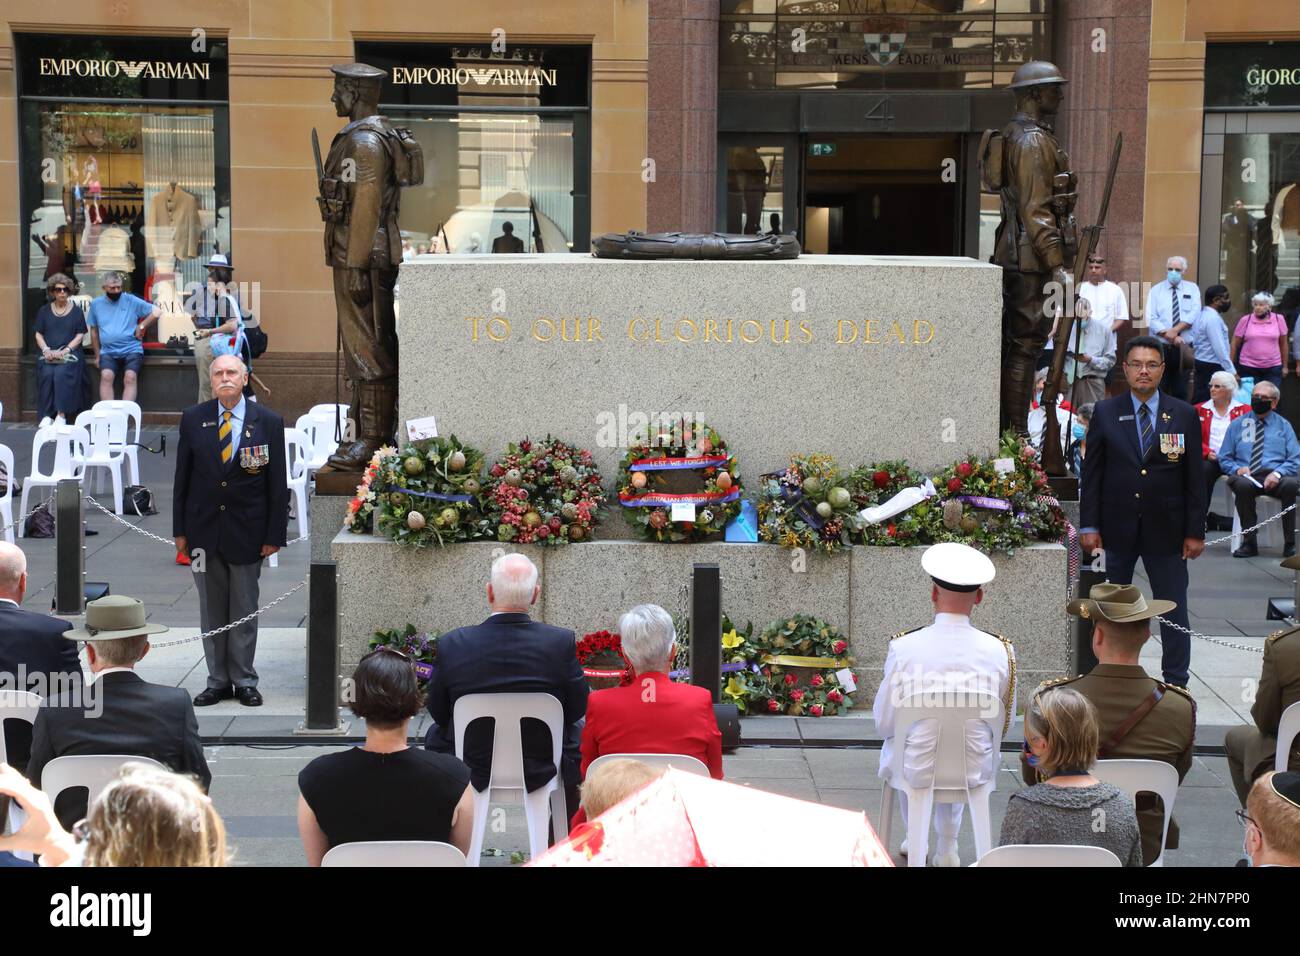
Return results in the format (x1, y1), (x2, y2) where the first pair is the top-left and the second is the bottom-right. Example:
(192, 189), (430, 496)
(1021, 582), (1195, 865)
(189, 252), (246, 403)
(873, 542), (1016, 867)
(25, 596), (211, 828)
(1226, 556), (1300, 806)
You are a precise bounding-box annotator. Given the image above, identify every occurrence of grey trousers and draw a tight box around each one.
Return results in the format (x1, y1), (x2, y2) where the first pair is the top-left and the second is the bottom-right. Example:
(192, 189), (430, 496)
(194, 553), (261, 689)
(195, 335), (215, 403)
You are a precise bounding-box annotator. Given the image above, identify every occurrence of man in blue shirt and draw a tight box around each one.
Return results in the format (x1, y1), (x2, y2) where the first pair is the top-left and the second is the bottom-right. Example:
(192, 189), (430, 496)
(1218, 380), (1300, 558)
(1191, 285), (1236, 404)
(86, 271), (160, 403)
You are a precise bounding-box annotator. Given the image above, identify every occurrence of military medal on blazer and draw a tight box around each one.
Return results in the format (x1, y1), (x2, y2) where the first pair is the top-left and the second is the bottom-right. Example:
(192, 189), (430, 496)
(240, 442), (270, 474)
(1159, 431), (1185, 461)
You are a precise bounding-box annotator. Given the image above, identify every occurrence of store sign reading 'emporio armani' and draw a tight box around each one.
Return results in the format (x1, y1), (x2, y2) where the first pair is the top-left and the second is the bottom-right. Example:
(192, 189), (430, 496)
(38, 56), (210, 81)
(391, 65), (558, 87)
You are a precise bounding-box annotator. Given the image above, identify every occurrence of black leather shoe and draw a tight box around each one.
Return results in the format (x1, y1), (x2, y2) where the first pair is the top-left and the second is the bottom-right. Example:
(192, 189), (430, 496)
(1233, 544), (1259, 558)
(1286, 544), (1297, 558)
(194, 687), (234, 706)
(235, 686), (263, 707)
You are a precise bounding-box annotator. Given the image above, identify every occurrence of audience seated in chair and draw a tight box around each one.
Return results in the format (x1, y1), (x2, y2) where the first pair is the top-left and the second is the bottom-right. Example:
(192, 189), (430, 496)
(0, 761), (226, 867)
(25, 596), (210, 829)
(297, 647), (474, 865)
(424, 553), (589, 822)
(1003, 686), (1143, 866)
(578, 758), (664, 822)
(1241, 771), (1300, 867)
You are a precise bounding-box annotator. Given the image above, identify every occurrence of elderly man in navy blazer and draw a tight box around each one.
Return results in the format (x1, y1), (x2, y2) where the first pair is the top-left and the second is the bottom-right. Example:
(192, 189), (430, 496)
(0, 542), (81, 772)
(1080, 334), (1206, 687)
(425, 553), (589, 823)
(173, 355), (288, 707)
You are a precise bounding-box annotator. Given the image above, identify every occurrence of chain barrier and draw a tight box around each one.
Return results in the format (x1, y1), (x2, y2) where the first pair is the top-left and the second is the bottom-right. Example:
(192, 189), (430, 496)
(1202, 500), (1297, 547)
(1154, 615), (1265, 655)
(149, 579), (309, 646)
(82, 495), (309, 549)
(0, 502), (51, 536)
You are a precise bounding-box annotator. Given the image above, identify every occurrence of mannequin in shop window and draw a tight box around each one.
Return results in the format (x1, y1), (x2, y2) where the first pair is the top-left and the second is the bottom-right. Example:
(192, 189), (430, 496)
(82, 156), (102, 226)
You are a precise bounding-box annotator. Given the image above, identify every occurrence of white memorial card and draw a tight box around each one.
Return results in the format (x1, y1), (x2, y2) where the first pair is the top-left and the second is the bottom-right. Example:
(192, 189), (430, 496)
(993, 457), (1015, 475)
(405, 416), (439, 441)
(671, 502), (697, 523)
(835, 668), (858, 693)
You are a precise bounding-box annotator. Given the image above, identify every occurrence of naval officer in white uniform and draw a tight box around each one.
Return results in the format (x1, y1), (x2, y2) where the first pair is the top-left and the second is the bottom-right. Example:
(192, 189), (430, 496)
(873, 542), (1017, 866)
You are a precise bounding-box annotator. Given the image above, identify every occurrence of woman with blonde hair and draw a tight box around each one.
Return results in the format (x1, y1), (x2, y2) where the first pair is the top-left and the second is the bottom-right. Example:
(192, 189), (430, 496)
(0, 761), (227, 867)
(999, 685), (1143, 865)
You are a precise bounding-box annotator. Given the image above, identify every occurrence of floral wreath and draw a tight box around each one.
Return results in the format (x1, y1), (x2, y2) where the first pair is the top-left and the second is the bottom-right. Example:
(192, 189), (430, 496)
(741, 615), (855, 717)
(484, 436), (606, 545)
(756, 453), (857, 553)
(349, 437), (493, 548)
(576, 630), (632, 689)
(369, 623), (439, 683)
(928, 431), (1065, 554)
(617, 423), (742, 542)
(848, 460), (928, 545)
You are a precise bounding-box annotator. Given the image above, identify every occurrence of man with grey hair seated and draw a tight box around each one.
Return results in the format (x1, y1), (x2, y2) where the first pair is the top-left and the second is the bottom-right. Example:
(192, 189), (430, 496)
(425, 553), (589, 827)
(578, 604), (723, 798)
(1218, 378), (1300, 557)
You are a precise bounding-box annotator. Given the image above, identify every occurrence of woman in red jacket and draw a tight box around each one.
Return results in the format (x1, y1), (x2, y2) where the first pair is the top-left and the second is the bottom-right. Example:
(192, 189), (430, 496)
(1198, 370), (1249, 528)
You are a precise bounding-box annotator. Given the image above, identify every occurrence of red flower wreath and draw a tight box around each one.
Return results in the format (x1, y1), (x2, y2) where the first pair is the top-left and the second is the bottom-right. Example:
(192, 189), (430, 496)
(576, 631), (632, 687)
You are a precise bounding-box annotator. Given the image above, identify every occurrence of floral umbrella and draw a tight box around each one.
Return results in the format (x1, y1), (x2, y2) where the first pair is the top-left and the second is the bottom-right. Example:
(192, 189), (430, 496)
(529, 769), (892, 867)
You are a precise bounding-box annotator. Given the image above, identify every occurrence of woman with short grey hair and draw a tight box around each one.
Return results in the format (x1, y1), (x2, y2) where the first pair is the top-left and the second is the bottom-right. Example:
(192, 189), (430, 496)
(1199, 368), (1249, 529)
(1232, 290), (1289, 389)
(34, 272), (87, 427)
(574, 603), (723, 825)
(617, 603), (676, 675)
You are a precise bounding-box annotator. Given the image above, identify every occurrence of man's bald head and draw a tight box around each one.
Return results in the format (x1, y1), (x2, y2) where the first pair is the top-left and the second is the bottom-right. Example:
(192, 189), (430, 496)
(0, 542), (28, 601)
(487, 553), (540, 612)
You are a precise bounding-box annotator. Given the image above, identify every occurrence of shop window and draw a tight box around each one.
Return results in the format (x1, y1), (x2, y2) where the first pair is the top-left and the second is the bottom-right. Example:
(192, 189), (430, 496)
(1216, 132), (1300, 314)
(390, 113), (577, 254)
(725, 145), (787, 236)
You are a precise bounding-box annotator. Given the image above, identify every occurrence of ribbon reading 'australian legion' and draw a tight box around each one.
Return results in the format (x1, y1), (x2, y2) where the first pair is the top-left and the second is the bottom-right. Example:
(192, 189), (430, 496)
(373, 484), (474, 503)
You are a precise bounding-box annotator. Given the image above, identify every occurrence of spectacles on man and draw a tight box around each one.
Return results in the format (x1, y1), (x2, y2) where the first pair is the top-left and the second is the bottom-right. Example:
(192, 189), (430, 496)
(1235, 808), (1257, 830)
(1125, 360), (1163, 371)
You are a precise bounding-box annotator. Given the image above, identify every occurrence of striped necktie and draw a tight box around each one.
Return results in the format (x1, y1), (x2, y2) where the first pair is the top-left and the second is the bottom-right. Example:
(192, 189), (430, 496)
(1170, 286), (1180, 328)
(1250, 417), (1265, 474)
(1138, 403), (1153, 458)
(219, 410), (233, 464)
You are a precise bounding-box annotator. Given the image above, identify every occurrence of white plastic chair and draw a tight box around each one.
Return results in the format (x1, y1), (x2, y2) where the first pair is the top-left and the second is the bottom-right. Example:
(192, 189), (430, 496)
(973, 844), (1122, 867)
(453, 692), (568, 867)
(296, 409), (355, 471)
(0, 691), (42, 764)
(1276, 700), (1300, 772)
(40, 754), (168, 809)
(92, 399), (143, 486)
(73, 408), (129, 514)
(19, 424), (89, 535)
(0, 443), (15, 543)
(321, 841), (466, 867)
(587, 752), (710, 777)
(1230, 493), (1284, 551)
(285, 427), (312, 540)
(877, 692), (1002, 868)
(308, 402), (350, 421)
(1093, 758), (1180, 867)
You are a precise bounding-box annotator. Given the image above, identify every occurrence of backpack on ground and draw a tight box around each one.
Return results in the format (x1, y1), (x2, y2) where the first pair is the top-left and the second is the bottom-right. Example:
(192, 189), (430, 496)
(124, 485), (158, 517)
(24, 501), (54, 538)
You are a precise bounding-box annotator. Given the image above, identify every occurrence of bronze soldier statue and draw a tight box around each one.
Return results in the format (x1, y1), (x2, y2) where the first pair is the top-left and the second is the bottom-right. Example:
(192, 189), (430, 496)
(315, 62), (423, 473)
(990, 61), (1078, 438)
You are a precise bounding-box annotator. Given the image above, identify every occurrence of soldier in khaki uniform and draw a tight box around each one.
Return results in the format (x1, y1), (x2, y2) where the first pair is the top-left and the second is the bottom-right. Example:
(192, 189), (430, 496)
(1225, 556), (1300, 806)
(1021, 583), (1195, 866)
(992, 61), (1078, 437)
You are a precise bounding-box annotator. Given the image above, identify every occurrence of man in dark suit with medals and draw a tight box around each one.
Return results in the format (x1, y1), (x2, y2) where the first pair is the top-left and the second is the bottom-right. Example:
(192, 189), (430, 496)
(174, 355), (289, 706)
(1080, 335), (1206, 687)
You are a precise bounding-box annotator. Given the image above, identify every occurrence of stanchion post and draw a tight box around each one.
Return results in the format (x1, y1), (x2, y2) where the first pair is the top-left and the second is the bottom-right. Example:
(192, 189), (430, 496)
(297, 560), (348, 735)
(54, 479), (84, 617)
(1072, 549), (1104, 676)
(689, 562), (741, 751)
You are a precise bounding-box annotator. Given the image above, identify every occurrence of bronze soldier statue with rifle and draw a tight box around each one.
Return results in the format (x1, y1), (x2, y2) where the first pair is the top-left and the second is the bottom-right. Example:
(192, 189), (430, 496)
(313, 62), (424, 476)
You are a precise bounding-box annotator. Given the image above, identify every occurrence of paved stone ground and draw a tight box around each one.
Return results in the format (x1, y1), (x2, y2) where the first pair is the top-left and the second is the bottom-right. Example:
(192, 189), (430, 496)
(0, 422), (1274, 865)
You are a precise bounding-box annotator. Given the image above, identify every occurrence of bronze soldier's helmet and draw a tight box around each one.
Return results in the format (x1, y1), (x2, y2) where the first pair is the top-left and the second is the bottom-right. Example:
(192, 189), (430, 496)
(1007, 60), (1068, 89)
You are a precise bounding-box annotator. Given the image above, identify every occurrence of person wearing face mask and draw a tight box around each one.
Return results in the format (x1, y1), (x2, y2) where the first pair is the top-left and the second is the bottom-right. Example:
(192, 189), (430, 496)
(1197, 370), (1249, 530)
(1190, 285), (1238, 404)
(1142, 256), (1199, 401)
(1231, 291), (1289, 390)
(1069, 402), (1093, 477)
(1217, 380), (1300, 557)
(1238, 772), (1300, 867)
(86, 270), (161, 403)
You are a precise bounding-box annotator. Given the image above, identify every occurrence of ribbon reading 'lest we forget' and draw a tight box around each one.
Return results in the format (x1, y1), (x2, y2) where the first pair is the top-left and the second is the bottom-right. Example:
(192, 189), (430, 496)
(628, 455), (730, 472)
(954, 494), (1012, 511)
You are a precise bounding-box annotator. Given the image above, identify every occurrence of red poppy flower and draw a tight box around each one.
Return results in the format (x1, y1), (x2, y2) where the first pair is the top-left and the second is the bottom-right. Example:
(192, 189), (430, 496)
(872, 470), (890, 489)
